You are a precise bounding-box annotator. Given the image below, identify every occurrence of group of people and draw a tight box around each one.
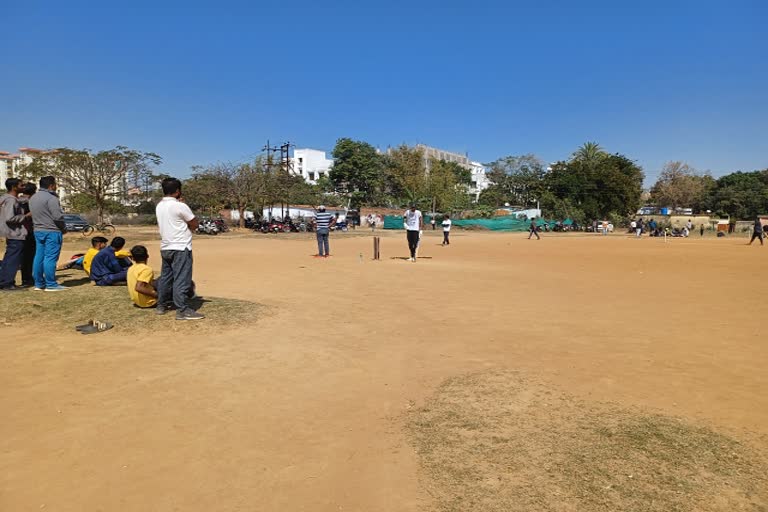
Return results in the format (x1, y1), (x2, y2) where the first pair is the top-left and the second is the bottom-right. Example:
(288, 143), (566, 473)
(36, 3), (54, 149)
(313, 204), (453, 261)
(0, 176), (204, 321)
(0, 176), (68, 291)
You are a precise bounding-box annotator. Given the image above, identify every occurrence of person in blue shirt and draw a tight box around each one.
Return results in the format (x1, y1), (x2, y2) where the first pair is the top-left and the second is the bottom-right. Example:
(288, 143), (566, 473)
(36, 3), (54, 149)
(90, 237), (132, 286)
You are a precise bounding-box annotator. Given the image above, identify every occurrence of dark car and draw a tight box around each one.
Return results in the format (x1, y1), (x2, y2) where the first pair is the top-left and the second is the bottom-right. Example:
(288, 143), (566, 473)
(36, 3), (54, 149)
(63, 214), (89, 232)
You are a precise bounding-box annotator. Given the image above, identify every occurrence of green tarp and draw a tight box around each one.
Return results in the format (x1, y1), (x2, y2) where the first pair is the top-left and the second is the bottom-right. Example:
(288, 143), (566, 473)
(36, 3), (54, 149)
(383, 215), (554, 232)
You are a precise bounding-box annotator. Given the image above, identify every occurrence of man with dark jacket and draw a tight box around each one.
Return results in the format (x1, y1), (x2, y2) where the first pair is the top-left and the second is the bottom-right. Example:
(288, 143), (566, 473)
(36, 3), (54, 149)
(0, 178), (29, 290)
(90, 237), (132, 286)
(19, 182), (37, 287)
(29, 175), (67, 291)
(749, 217), (764, 246)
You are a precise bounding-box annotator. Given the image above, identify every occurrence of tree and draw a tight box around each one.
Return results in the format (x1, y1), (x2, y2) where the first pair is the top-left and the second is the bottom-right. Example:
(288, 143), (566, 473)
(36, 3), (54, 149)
(329, 138), (384, 207)
(23, 146), (161, 222)
(184, 159), (275, 227)
(710, 170), (768, 219)
(544, 148), (643, 220)
(482, 154), (546, 207)
(425, 158), (472, 212)
(572, 142), (606, 165)
(383, 145), (428, 207)
(649, 161), (712, 209)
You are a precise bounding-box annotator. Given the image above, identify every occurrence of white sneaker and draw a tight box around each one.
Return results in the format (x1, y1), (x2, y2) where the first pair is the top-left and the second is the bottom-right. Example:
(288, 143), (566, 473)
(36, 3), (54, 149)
(33, 287), (45, 291)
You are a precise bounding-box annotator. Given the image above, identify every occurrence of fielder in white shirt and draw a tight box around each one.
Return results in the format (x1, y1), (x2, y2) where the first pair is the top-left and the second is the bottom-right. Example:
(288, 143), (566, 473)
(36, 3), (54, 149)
(403, 203), (423, 262)
(441, 214), (452, 245)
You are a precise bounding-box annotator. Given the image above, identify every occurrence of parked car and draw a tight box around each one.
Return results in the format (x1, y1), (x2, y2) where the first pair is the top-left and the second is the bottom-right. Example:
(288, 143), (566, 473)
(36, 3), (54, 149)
(63, 214), (90, 232)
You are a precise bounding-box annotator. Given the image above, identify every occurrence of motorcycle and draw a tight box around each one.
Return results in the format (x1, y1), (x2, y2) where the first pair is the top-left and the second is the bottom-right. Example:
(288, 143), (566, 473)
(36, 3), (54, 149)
(197, 219), (219, 235)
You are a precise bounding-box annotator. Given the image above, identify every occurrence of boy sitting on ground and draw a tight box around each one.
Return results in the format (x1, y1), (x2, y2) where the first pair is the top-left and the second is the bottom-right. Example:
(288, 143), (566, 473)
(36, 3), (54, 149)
(127, 245), (157, 308)
(57, 236), (107, 273)
(127, 245), (197, 309)
(90, 237), (132, 286)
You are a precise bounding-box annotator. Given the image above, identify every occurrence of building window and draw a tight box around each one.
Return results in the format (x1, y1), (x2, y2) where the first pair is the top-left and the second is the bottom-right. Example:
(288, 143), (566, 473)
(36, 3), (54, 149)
(309, 172), (315, 181)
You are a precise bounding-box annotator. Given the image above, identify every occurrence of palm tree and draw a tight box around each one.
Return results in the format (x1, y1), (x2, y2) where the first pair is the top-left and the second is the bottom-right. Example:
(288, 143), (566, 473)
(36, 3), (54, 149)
(573, 142), (605, 164)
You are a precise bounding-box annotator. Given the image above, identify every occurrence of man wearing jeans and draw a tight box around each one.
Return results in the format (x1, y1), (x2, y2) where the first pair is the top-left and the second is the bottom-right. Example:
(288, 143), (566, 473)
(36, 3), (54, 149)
(313, 205), (335, 257)
(155, 177), (204, 320)
(0, 178), (29, 291)
(28, 176), (68, 291)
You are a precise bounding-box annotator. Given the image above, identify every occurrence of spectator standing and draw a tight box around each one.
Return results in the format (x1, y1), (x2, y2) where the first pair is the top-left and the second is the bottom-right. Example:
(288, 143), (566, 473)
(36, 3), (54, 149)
(29, 176), (67, 291)
(314, 205), (335, 257)
(155, 177), (204, 320)
(748, 217), (764, 246)
(441, 214), (452, 245)
(0, 178), (29, 290)
(700, 224), (705, 237)
(403, 203), (423, 261)
(528, 218), (541, 240)
(19, 182), (36, 287)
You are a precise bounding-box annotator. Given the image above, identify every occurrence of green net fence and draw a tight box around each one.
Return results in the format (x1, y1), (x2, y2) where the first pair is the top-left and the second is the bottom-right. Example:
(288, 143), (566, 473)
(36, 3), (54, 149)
(383, 215), (556, 231)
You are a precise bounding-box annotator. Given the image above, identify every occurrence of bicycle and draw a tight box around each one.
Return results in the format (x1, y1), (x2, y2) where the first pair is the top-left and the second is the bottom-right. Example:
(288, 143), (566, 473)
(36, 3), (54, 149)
(83, 222), (116, 236)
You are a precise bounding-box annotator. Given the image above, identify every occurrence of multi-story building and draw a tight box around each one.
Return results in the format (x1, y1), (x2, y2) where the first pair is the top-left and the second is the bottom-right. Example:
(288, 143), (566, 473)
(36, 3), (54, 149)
(416, 144), (470, 172)
(0, 147), (46, 186)
(412, 144), (491, 201)
(469, 161), (491, 199)
(291, 148), (333, 184)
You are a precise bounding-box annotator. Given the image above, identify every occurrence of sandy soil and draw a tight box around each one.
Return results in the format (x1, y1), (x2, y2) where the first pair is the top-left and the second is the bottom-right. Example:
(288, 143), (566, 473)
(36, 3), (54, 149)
(1, 229), (766, 511)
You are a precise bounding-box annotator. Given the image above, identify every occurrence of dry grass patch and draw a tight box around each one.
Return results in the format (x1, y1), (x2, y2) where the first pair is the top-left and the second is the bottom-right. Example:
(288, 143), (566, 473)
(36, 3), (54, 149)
(406, 370), (768, 512)
(0, 271), (261, 334)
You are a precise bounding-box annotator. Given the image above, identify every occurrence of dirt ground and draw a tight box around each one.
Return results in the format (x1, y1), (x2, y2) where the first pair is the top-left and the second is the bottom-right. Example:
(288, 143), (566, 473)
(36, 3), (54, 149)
(1, 229), (766, 511)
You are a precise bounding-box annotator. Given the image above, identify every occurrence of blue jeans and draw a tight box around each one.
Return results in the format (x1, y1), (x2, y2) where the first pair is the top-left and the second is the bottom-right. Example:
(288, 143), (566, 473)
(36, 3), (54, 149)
(158, 249), (194, 313)
(94, 269), (128, 286)
(0, 239), (25, 287)
(316, 229), (330, 256)
(33, 230), (63, 289)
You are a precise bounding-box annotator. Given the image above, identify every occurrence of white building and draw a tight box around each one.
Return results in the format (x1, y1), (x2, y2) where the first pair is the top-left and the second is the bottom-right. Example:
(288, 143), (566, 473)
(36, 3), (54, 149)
(291, 148), (333, 184)
(0, 147), (41, 185)
(469, 161), (491, 200)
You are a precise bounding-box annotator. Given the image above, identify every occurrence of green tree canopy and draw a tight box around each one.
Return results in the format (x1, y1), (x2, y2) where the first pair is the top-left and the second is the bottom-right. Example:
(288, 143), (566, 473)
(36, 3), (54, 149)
(329, 138), (384, 207)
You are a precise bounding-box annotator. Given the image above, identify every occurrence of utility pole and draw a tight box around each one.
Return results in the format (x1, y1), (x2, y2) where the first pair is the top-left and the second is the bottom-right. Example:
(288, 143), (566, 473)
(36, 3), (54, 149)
(262, 140), (280, 220)
(262, 140), (280, 172)
(279, 141), (295, 218)
(279, 141), (295, 174)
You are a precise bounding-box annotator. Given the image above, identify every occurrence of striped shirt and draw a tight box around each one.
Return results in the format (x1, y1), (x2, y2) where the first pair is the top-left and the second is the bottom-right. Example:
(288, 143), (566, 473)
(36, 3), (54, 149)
(315, 211), (334, 230)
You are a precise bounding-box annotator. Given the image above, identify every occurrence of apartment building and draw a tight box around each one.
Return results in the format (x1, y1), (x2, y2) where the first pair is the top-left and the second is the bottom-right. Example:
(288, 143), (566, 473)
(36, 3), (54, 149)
(291, 148), (333, 184)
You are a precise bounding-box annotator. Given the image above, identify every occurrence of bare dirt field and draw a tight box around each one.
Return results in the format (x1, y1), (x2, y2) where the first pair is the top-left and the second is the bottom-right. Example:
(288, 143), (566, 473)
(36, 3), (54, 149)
(1, 229), (766, 511)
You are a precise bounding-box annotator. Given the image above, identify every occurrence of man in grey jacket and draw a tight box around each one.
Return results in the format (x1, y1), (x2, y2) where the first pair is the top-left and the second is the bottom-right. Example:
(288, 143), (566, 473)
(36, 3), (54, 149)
(29, 175), (68, 291)
(0, 178), (29, 290)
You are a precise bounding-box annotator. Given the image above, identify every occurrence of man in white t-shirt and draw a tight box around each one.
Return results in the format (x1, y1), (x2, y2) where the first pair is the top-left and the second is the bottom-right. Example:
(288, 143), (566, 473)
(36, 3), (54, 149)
(155, 177), (204, 320)
(403, 203), (423, 262)
(441, 214), (452, 245)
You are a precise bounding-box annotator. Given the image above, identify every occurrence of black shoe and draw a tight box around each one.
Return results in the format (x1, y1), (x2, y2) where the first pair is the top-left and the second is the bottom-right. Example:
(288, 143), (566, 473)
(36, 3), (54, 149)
(176, 309), (205, 321)
(156, 305), (169, 316)
(0, 285), (22, 292)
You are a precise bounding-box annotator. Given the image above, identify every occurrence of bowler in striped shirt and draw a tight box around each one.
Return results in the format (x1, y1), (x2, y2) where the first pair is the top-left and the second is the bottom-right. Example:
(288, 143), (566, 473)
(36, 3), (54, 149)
(314, 205), (336, 257)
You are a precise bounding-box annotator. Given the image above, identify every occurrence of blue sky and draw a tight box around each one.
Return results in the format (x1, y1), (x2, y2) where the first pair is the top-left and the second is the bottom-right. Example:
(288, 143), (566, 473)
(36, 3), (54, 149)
(2, 0), (766, 186)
